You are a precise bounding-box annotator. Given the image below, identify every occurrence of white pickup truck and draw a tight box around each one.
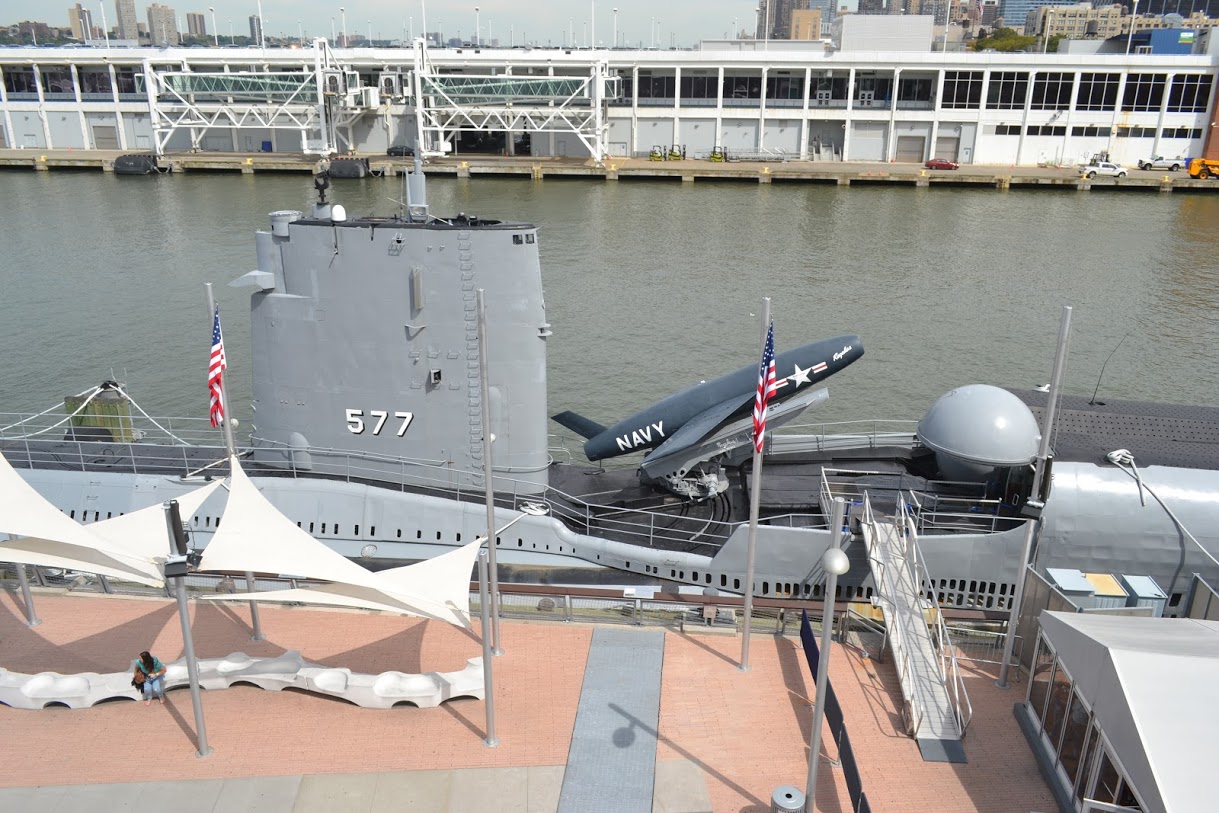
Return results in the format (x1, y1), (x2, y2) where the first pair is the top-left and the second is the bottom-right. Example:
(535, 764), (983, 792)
(1137, 156), (1185, 171)
(1081, 161), (1127, 179)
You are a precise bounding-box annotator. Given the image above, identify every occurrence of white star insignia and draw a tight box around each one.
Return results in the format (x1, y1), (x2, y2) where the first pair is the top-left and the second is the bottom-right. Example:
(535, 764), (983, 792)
(788, 364), (812, 386)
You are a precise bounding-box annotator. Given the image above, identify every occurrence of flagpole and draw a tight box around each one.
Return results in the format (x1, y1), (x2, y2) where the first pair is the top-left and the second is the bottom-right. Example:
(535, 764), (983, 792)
(740, 296), (771, 672)
(205, 283), (263, 642)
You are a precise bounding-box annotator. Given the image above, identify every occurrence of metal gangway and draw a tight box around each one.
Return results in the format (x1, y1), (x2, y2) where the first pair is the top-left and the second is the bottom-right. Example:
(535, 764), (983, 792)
(860, 493), (971, 763)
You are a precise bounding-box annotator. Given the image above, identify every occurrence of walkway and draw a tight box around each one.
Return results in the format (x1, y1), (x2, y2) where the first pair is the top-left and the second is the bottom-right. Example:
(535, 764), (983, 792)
(0, 589), (1056, 812)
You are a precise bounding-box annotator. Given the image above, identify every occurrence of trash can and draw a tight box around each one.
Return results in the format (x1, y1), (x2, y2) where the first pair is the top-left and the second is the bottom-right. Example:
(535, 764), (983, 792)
(771, 785), (805, 813)
(261, 140), (273, 152)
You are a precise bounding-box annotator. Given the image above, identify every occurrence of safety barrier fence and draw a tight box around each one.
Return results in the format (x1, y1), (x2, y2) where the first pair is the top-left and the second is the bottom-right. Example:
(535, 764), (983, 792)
(800, 609), (871, 813)
(0, 563), (814, 634)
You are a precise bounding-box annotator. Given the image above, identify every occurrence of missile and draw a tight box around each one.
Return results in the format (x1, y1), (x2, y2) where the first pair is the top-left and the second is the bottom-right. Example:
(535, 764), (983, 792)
(553, 334), (863, 463)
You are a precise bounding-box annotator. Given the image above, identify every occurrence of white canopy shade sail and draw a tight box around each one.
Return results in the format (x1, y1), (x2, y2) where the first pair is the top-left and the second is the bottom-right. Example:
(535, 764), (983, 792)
(0, 451), (111, 549)
(199, 458), (476, 627)
(0, 452), (227, 587)
(0, 536), (163, 587)
(89, 478), (225, 563)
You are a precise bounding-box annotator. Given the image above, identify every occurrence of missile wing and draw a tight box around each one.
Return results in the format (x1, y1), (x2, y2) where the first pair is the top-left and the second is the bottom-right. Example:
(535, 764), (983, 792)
(552, 334), (863, 466)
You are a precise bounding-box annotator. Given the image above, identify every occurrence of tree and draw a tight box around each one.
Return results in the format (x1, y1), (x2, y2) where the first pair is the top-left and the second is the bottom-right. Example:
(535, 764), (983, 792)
(973, 27), (1036, 51)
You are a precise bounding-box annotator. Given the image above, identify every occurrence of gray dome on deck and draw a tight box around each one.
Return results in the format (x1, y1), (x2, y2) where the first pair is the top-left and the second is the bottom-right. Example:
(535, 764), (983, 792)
(917, 384), (1040, 482)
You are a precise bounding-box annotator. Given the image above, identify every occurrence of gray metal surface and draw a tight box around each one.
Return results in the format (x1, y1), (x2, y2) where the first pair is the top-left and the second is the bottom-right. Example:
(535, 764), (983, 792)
(558, 628), (665, 813)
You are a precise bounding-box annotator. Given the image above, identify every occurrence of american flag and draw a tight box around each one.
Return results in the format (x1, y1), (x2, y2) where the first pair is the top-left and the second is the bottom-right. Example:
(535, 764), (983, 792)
(208, 305), (227, 428)
(752, 322), (778, 454)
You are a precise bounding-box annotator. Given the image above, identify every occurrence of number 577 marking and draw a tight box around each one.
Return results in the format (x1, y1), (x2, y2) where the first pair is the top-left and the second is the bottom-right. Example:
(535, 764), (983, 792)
(345, 409), (414, 436)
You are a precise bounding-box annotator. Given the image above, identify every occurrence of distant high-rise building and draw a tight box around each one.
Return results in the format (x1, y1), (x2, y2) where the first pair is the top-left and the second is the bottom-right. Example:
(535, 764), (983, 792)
(147, 3), (179, 45)
(114, 0), (138, 40)
(68, 4), (94, 40)
(791, 8), (824, 38)
(186, 12), (205, 37)
(249, 14), (263, 44)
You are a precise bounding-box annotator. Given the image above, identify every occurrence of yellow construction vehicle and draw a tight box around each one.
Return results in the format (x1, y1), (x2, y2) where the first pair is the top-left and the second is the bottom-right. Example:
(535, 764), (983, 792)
(709, 146), (727, 163)
(648, 145), (664, 161)
(1188, 157), (1219, 179)
(667, 144), (686, 161)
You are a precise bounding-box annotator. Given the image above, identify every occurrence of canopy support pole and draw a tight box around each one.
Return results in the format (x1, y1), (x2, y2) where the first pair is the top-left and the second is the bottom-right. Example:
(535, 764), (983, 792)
(15, 563), (41, 627)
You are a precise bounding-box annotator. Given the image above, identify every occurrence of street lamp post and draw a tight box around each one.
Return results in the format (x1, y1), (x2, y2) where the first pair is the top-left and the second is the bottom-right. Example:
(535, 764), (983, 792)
(100, 1), (110, 47)
(477, 549), (499, 746)
(475, 6), (480, 47)
(1126, 0), (1139, 53)
(164, 500), (211, 758)
(613, 8), (618, 48)
(805, 498), (850, 813)
(298, 20), (303, 43)
(367, 20), (372, 46)
(591, 0), (595, 48)
(208, 7), (216, 46)
(341, 7), (347, 48)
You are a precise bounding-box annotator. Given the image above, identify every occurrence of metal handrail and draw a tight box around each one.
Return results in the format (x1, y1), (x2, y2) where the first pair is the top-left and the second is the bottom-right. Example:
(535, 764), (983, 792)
(863, 495), (923, 738)
(837, 606), (888, 663)
(897, 493), (973, 736)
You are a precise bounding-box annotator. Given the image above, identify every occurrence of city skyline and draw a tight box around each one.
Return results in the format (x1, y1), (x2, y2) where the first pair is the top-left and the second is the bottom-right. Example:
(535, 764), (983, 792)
(0, 0), (791, 46)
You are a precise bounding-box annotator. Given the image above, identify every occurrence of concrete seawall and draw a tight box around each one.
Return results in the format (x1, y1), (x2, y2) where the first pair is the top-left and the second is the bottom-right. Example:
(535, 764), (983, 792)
(2, 149), (1216, 193)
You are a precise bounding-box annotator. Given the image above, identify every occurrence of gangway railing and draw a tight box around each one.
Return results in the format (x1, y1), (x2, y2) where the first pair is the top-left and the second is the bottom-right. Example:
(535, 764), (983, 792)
(861, 496), (924, 738)
(895, 494), (973, 736)
(838, 606), (888, 663)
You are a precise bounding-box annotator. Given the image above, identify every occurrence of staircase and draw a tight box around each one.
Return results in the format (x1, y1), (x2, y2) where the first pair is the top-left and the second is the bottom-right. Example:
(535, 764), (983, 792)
(860, 494), (971, 763)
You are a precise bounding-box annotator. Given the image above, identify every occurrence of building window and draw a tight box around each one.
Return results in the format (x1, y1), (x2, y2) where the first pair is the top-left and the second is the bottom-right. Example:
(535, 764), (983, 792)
(678, 73), (719, 100)
(724, 75), (762, 100)
(1070, 125), (1111, 137)
(1077, 72), (1120, 112)
(986, 71), (1029, 110)
(993, 124), (1022, 135)
(1121, 73), (1166, 112)
(1026, 125), (1066, 136)
(1160, 127), (1202, 139)
(897, 76), (933, 104)
(1167, 74), (1213, 113)
(636, 72), (675, 99)
(941, 70), (982, 109)
(1116, 126), (1157, 138)
(766, 74), (804, 100)
(1031, 72), (1073, 111)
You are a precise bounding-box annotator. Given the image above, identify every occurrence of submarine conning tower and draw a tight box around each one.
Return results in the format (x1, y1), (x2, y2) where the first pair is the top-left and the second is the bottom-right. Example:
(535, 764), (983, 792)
(235, 172), (551, 496)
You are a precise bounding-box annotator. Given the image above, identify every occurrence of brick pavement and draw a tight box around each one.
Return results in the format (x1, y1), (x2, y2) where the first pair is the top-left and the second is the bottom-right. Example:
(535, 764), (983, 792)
(0, 591), (1055, 812)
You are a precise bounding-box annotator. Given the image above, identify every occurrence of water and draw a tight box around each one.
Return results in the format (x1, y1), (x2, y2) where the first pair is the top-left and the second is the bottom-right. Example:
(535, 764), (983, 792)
(1, 172), (1217, 441)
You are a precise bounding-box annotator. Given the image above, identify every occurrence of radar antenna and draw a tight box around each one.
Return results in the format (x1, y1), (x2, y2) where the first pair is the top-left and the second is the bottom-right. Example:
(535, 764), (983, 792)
(1089, 331), (1129, 405)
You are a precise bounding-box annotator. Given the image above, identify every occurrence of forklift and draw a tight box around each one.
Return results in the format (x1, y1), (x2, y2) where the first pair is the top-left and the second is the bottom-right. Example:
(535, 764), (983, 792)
(667, 144), (686, 161)
(648, 145), (665, 161)
(709, 146), (727, 163)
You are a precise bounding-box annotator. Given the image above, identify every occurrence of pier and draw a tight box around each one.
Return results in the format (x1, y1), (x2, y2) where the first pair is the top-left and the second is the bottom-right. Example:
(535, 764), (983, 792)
(2, 149), (1216, 193)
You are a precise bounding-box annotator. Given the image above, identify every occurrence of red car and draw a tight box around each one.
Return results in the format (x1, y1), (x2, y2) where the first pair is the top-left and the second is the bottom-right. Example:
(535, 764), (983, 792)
(925, 158), (960, 170)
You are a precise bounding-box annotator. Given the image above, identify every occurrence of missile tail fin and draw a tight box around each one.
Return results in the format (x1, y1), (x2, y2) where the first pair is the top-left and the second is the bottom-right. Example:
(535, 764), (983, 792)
(551, 410), (607, 440)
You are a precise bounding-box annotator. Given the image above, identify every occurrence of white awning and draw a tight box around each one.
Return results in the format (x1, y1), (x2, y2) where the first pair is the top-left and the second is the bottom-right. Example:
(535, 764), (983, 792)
(198, 458), (475, 626)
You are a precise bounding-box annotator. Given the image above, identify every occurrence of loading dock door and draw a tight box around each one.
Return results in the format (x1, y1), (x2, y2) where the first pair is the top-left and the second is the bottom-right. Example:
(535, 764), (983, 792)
(92, 125), (119, 150)
(934, 137), (960, 162)
(850, 122), (886, 161)
(0, 128), (6, 148)
(895, 136), (925, 163)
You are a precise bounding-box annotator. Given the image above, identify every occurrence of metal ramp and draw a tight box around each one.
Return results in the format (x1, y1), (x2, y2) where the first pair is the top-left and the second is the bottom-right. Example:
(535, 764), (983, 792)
(860, 495), (971, 763)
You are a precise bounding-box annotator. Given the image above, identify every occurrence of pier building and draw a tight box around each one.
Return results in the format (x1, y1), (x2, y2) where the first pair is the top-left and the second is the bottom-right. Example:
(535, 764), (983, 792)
(0, 37), (1214, 167)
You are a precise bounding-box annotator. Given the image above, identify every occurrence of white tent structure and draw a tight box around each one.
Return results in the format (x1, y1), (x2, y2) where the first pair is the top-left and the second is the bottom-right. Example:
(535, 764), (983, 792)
(0, 451), (221, 587)
(200, 458), (479, 628)
(1024, 611), (1219, 813)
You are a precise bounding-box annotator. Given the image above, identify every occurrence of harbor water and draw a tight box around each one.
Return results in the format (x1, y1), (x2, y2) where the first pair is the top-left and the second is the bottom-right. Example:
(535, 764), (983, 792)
(1, 171), (1217, 447)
